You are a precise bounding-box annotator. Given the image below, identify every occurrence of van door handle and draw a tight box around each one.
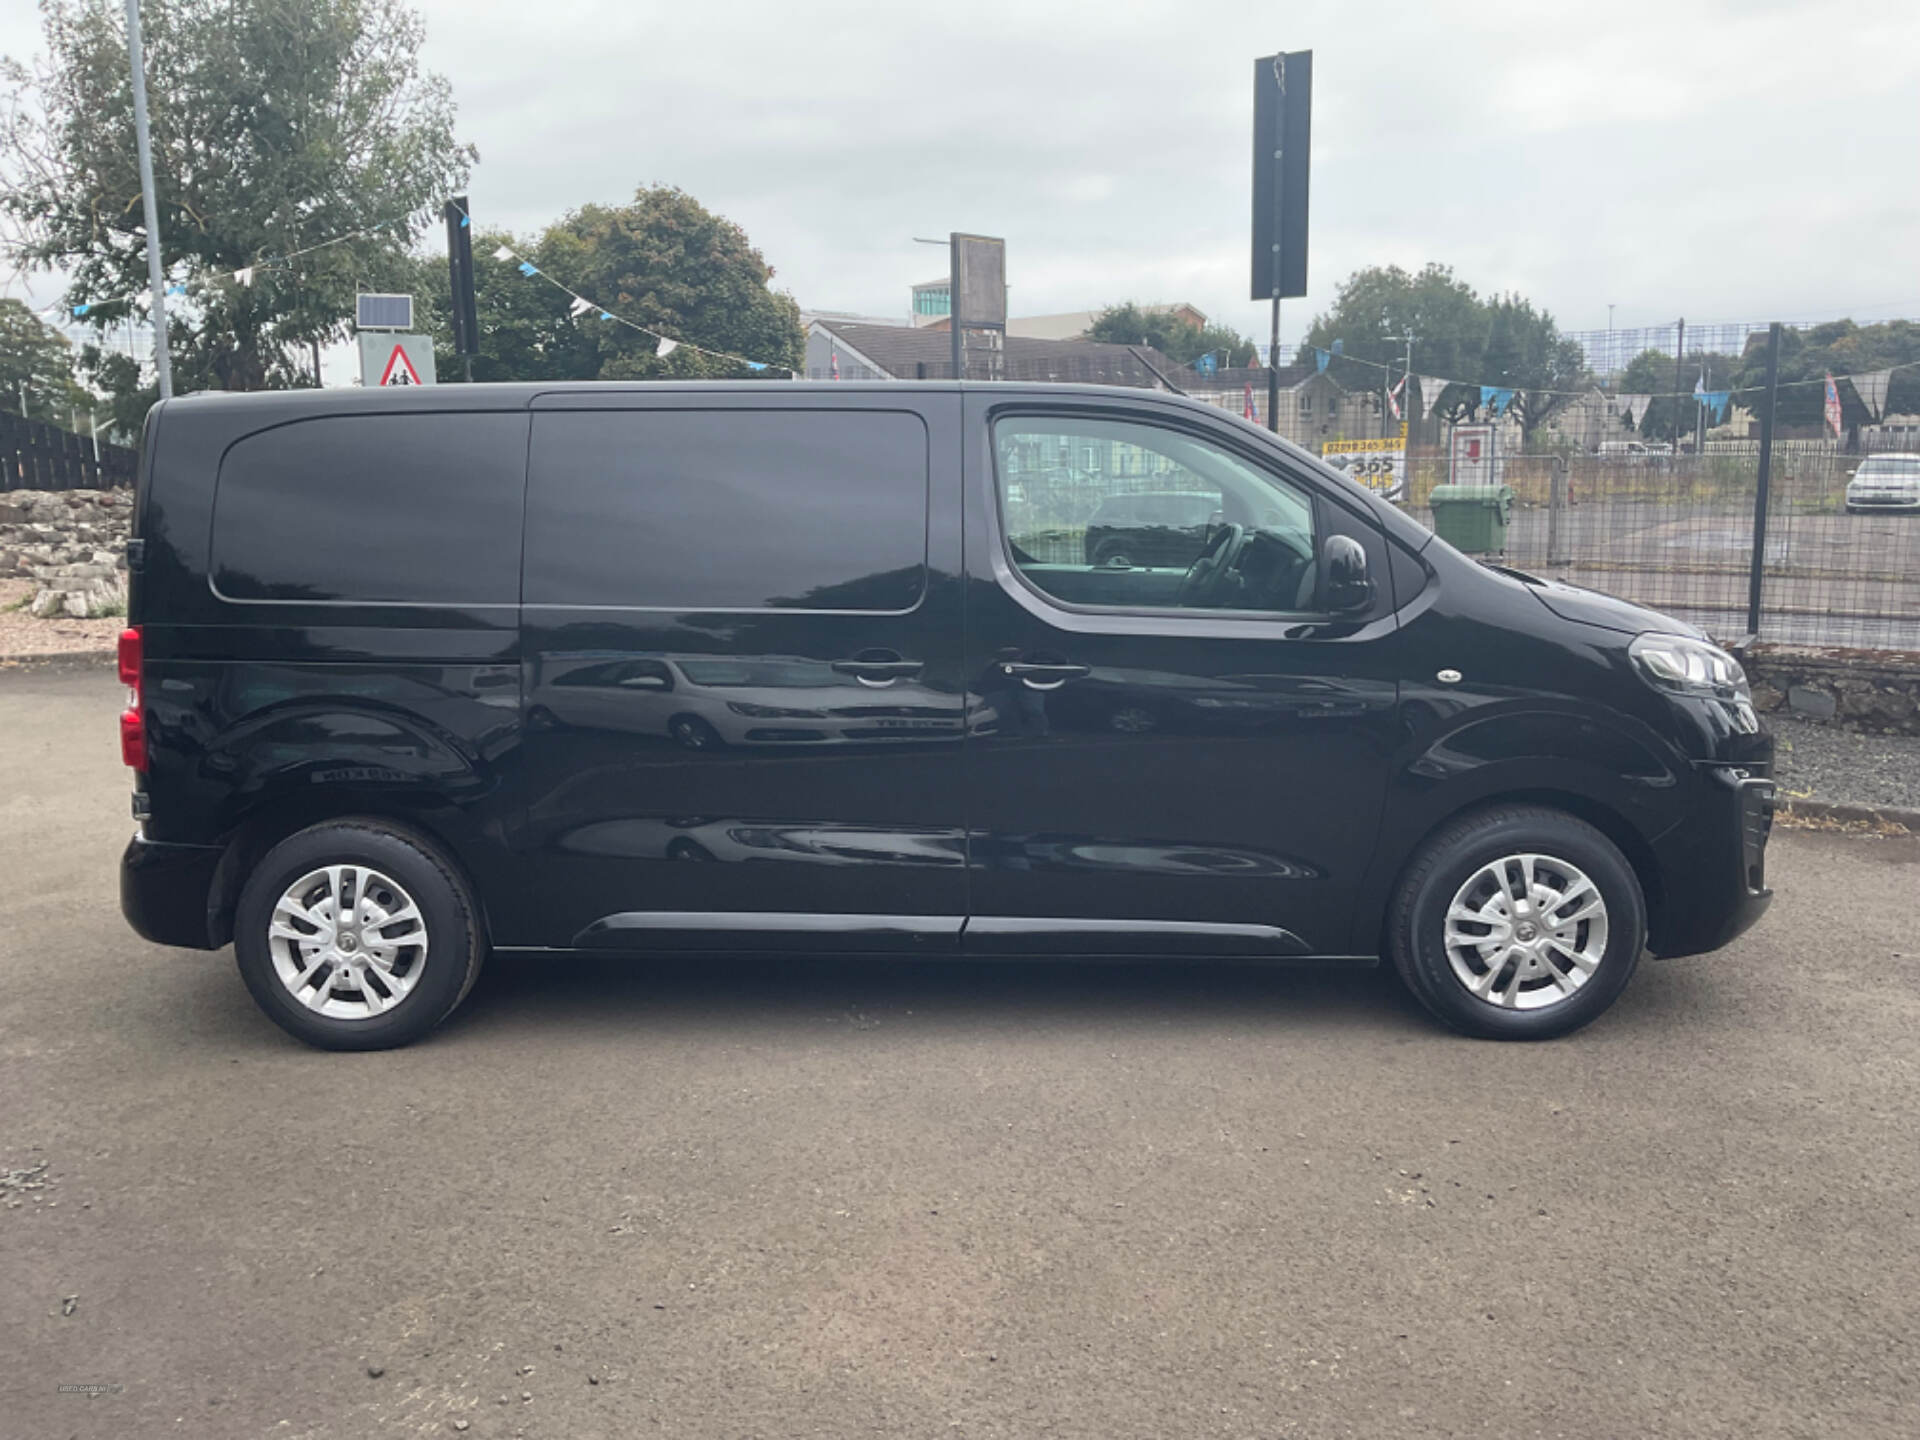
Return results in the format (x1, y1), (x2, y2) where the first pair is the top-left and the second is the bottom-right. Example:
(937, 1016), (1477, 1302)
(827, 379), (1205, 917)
(831, 657), (924, 688)
(1001, 661), (1091, 690)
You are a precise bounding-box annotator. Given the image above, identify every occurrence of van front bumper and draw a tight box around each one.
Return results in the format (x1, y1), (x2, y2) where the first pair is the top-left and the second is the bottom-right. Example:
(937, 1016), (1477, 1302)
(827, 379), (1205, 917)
(1647, 768), (1775, 959)
(121, 831), (224, 950)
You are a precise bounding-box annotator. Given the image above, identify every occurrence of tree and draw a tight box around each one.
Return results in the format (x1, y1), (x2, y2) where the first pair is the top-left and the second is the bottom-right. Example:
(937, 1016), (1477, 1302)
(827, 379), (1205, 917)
(1302, 265), (1592, 437)
(1618, 346), (1740, 442)
(1086, 303), (1257, 367)
(1730, 319), (1920, 436)
(409, 229), (600, 384)
(534, 187), (802, 380)
(0, 298), (94, 421)
(1482, 295), (1588, 438)
(409, 189), (802, 383)
(2, 0), (474, 420)
(1303, 264), (1489, 402)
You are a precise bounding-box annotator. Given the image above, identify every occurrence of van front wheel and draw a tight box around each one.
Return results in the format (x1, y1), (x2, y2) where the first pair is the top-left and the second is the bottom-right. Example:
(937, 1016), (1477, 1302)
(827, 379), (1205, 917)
(233, 820), (486, 1051)
(1388, 806), (1645, 1040)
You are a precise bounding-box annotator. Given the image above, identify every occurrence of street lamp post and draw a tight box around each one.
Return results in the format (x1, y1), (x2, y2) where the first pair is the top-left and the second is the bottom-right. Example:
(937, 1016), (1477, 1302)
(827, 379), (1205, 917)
(124, 0), (172, 399)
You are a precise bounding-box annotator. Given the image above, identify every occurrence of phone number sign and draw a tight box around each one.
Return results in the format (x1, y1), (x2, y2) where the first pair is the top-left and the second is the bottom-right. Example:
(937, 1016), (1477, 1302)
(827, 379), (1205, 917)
(1320, 435), (1407, 501)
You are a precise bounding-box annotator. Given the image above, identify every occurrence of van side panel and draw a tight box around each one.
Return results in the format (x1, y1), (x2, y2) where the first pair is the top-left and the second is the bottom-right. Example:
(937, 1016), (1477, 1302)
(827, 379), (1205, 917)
(133, 395), (531, 943)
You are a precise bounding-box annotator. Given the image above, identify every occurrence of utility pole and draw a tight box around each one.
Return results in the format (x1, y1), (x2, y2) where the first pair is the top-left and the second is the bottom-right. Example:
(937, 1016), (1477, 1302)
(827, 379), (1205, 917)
(1669, 317), (1686, 450)
(124, 0), (173, 399)
(1606, 303), (1615, 381)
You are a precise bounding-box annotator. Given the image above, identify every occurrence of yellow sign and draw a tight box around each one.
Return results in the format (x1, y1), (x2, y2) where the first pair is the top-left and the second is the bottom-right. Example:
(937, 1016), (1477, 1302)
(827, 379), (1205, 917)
(1320, 429), (1407, 500)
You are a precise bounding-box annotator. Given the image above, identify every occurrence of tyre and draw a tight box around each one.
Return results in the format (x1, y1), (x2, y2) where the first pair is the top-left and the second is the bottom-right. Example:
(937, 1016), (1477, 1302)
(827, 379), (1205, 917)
(1387, 805), (1645, 1040)
(232, 820), (486, 1051)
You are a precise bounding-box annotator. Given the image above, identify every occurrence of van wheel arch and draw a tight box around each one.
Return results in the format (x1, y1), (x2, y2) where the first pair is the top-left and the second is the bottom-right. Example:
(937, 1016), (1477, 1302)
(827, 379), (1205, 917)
(207, 797), (491, 952)
(1372, 789), (1665, 960)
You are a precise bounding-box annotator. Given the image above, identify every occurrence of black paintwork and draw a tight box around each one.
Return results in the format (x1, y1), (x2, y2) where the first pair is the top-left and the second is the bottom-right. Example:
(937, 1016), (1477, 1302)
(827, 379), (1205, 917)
(119, 381), (1773, 968)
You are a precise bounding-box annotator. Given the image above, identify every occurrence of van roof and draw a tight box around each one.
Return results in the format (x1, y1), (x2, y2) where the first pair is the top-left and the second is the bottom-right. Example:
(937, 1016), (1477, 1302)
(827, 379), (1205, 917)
(156, 378), (1236, 415)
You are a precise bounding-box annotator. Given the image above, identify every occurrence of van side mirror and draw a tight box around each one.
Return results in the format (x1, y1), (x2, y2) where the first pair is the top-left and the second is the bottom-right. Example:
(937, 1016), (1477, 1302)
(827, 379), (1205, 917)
(1323, 535), (1373, 613)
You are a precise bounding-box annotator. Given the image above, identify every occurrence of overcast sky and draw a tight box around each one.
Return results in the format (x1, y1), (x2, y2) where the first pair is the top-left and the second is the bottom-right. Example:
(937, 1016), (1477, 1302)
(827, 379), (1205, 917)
(6, 0), (1920, 360)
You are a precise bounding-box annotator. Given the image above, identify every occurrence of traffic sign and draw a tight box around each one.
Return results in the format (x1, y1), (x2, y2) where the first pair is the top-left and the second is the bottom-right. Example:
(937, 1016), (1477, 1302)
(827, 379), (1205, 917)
(356, 332), (437, 387)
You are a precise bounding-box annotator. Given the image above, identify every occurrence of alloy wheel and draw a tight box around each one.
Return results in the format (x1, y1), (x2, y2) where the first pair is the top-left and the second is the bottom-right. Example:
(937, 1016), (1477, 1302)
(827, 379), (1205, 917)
(1442, 853), (1609, 1010)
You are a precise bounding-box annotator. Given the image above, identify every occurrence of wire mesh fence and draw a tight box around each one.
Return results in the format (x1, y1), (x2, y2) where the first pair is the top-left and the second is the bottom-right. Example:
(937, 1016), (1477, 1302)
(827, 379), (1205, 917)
(1399, 446), (1920, 651)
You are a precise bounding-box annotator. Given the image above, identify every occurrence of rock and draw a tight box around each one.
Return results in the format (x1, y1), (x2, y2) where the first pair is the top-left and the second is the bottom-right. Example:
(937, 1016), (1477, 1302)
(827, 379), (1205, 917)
(29, 587), (66, 618)
(1788, 684), (1838, 720)
(366, 1364), (385, 1378)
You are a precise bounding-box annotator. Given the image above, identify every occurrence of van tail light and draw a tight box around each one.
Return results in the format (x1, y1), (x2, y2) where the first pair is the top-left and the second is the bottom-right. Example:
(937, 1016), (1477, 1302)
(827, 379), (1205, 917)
(118, 626), (146, 771)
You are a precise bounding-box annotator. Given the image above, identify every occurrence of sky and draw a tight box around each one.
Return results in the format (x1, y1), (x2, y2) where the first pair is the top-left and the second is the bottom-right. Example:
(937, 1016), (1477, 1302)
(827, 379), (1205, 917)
(5, 0), (1920, 377)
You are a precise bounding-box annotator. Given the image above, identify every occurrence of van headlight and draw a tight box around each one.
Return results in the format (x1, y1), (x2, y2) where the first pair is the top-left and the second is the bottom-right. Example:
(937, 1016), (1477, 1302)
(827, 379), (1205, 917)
(1629, 633), (1750, 700)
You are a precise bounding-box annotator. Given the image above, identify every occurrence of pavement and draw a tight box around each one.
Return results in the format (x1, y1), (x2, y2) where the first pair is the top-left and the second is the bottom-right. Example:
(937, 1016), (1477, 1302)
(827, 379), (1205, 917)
(5, 663), (1919, 1440)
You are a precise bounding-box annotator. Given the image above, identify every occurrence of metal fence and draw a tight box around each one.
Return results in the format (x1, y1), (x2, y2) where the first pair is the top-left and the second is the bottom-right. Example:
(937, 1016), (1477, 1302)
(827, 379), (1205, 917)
(1400, 447), (1920, 652)
(1, 408), (137, 491)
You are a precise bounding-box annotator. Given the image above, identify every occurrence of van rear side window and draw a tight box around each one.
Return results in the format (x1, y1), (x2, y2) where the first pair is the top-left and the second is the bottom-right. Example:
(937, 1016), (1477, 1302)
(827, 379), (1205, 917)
(524, 409), (928, 612)
(210, 413), (528, 605)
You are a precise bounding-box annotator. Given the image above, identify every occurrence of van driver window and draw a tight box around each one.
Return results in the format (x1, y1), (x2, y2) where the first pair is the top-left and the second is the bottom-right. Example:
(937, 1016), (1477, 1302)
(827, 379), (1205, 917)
(993, 416), (1320, 614)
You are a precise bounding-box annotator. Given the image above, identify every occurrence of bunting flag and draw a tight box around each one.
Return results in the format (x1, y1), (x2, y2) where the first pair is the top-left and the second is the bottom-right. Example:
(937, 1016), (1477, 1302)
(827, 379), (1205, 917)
(1613, 393), (1653, 428)
(1697, 390), (1732, 423)
(1824, 373), (1844, 436)
(233, 267), (255, 287)
(1243, 382), (1256, 422)
(1420, 378), (1452, 417)
(1313, 347), (1330, 373)
(1480, 385), (1515, 417)
(1385, 374), (1406, 421)
(487, 237), (796, 375)
(1849, 369), (1892, 422)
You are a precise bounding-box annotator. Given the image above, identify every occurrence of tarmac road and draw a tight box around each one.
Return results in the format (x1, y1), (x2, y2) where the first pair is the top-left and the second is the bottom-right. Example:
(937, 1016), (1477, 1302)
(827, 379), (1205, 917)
(4, 662), (1917, 1439)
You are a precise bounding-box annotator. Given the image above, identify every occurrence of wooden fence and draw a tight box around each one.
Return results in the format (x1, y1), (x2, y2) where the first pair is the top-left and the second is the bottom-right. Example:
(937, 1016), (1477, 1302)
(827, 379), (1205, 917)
(1, 408), (137, 491)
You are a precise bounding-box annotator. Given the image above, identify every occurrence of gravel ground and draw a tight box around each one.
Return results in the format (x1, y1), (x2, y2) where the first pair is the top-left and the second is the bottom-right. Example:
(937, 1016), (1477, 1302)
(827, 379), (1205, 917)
(1771, 714), (1920, 813)
(0, 578), (121, 660)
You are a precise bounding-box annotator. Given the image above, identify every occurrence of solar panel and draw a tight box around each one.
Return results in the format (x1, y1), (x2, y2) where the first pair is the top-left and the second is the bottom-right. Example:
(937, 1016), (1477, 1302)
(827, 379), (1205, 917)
(356, 293), (413, 331)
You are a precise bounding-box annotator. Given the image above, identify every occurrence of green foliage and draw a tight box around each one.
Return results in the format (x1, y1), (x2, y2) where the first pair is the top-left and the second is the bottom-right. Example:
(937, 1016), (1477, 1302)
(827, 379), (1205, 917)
(1086, 303), (1257, 367)
(416, 188), (803, 382)
(1482, 295), (1586, 433)
(1730, 319), (1920, 434)
(1617, 347), (1741, 441)
(1, 0), (474, 421)
(1303, 265), (1591, 434)
(0, 297), (94, 420)
(409, 229), (600, 384)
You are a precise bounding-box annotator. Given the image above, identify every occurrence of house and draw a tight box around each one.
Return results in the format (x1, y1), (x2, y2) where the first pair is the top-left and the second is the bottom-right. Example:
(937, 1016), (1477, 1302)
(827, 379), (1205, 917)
(806, 319), (1184, 389)
(1183, 365), (1376, 444)
(905, 288), (1208, 341)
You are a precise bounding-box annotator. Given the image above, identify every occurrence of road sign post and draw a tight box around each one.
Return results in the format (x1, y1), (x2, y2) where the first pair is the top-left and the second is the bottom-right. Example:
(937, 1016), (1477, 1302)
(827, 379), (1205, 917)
(1252, 50), (1312, 433)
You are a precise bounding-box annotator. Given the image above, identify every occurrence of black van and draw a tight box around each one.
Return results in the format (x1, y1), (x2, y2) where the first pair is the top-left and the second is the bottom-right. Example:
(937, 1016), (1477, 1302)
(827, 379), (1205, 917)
(118, 383), (1774, 1049)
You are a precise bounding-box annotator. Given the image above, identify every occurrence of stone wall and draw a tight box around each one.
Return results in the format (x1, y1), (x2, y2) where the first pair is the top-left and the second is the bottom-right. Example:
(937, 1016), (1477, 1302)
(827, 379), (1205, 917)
(1742, 643), (1920, 736)
(0, 488), (134, 618)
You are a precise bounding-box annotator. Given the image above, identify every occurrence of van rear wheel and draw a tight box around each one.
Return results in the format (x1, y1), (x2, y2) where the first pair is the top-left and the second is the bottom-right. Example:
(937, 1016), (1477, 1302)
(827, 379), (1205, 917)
(233, 820), (485, 1051)
(1388, 806), (1645, 1040)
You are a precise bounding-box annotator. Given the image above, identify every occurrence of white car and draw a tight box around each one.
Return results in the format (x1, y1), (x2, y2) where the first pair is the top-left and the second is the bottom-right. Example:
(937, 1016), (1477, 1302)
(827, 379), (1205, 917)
(1845, 454), (1920, 513)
